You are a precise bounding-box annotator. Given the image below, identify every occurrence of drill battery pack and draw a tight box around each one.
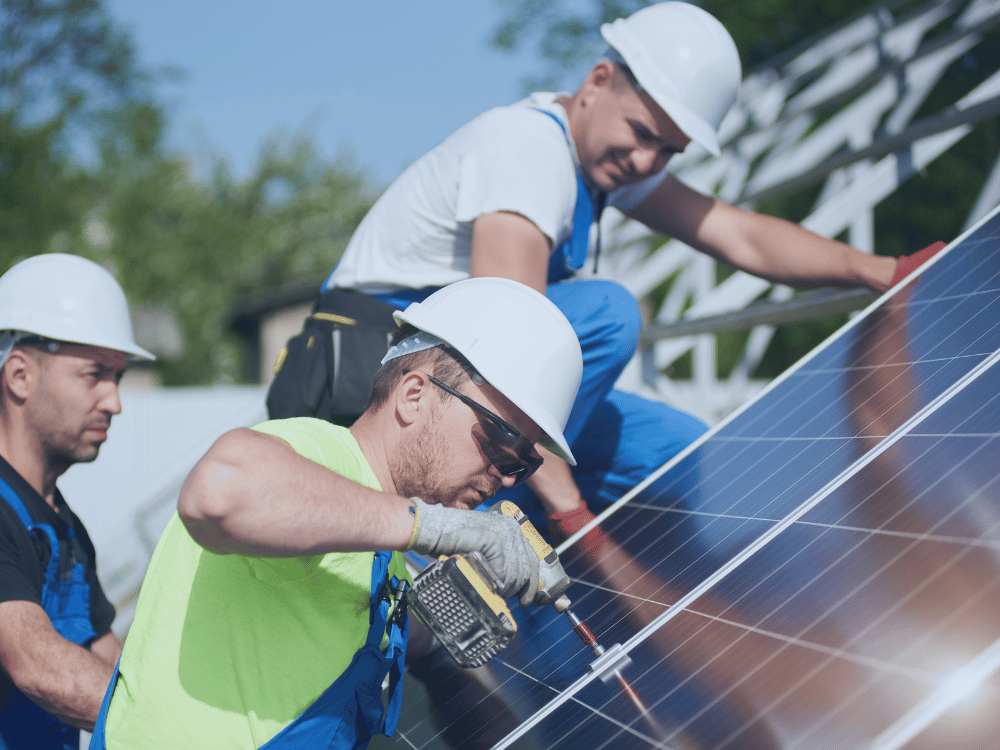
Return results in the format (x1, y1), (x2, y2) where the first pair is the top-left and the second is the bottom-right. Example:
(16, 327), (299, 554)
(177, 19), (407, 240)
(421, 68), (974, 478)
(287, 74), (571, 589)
(409, 553), (517, 668)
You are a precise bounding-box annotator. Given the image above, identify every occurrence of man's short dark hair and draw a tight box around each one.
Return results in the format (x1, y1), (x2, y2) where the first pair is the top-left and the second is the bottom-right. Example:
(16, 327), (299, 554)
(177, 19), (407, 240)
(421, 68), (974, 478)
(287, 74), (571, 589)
(366, 324), (479, 411)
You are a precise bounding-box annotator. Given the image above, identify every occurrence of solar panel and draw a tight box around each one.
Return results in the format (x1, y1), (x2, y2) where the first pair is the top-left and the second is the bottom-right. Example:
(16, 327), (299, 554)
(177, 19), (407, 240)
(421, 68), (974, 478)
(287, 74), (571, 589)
(377, 203), (1000, 750)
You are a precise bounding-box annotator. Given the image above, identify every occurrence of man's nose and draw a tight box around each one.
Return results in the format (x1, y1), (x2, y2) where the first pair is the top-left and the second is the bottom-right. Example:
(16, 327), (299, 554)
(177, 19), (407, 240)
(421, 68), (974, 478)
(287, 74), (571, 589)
(100, 383), (123, 416)
(630, 148), (673, 176)
(490, 463), (518, 488)
(630, 146), (661, 175)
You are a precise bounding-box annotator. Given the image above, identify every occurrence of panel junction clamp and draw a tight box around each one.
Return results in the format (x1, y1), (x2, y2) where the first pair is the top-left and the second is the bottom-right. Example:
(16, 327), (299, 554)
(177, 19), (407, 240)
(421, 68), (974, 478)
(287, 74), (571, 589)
(587, 643), (633, 684)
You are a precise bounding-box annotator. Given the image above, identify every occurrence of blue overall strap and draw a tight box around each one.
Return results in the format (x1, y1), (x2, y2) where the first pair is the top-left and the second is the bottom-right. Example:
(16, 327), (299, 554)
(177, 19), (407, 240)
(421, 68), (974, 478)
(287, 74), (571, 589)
(531, 108), (607, 282)
(252, 550), (408, 750)
(0, 480), (97, 647)
(364, 552), (408, 737)
(0, 476), (92, 750)
(0, 476), (34, 528)
(85, 660), (118, 750)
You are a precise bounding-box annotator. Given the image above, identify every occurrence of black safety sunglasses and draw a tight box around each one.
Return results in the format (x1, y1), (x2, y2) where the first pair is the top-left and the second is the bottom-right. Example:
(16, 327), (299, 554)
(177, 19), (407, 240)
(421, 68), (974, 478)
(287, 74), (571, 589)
(413, 372), (543, 485)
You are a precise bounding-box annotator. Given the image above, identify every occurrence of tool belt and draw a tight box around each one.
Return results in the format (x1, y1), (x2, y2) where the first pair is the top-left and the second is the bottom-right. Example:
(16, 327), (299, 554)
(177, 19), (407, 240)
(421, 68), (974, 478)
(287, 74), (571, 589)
(266, 288), (399, 425)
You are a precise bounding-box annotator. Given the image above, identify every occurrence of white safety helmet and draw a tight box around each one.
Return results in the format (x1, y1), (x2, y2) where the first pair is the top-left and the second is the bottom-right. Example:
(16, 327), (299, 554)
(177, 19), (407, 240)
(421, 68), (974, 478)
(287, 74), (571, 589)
(601, 2), (742, 156)
(392, 278), (582, 465)
(0, 254), (154, 360)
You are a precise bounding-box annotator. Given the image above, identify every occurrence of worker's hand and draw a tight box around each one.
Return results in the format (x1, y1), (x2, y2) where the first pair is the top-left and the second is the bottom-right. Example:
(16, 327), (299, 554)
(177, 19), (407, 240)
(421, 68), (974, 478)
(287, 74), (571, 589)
(890, 241), (947, 287)
(406, 497), (541, 607)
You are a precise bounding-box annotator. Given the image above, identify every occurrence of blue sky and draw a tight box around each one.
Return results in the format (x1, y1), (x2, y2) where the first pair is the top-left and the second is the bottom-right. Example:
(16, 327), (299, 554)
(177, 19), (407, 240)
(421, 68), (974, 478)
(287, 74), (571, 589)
(106, 0), (545, 187)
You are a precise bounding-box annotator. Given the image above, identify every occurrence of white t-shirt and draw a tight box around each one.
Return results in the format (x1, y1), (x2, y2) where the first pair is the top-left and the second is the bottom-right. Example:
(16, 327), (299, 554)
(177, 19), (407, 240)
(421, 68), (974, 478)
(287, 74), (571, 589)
(325, 93), (667, 294)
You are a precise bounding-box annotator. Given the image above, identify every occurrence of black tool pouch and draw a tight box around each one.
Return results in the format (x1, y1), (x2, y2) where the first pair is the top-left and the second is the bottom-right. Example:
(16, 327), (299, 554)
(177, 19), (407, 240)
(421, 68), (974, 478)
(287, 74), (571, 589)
(266, 289), (399, 425)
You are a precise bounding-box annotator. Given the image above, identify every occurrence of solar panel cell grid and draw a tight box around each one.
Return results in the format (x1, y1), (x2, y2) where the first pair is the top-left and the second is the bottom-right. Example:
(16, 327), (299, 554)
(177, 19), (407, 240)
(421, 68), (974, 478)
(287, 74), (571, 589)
(377, 207), (1000, 750)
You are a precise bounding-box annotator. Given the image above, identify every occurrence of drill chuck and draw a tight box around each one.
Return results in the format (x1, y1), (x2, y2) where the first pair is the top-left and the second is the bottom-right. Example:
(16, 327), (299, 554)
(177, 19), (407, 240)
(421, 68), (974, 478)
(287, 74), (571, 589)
(488, 500), (570, 605)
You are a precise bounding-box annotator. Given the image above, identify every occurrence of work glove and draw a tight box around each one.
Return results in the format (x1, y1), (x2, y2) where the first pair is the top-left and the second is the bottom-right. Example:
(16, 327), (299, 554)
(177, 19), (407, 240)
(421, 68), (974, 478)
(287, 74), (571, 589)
(890, 241), (947, 287)
(406, 497), (541, 607)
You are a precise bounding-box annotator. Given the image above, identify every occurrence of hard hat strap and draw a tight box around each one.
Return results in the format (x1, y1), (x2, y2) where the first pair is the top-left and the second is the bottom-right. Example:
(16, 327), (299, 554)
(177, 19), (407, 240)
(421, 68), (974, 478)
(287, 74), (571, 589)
(381, 331), (445, 365)
(0, 332), (60, 371)
(604, 48), (645, 95)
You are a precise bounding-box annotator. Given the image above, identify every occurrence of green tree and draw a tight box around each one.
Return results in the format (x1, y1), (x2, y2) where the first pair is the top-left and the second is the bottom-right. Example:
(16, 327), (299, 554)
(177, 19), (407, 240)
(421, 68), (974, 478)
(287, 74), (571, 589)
(88, 132), (376, 385)
(0, 0), (378, 385)
(0, 0), (158, 263)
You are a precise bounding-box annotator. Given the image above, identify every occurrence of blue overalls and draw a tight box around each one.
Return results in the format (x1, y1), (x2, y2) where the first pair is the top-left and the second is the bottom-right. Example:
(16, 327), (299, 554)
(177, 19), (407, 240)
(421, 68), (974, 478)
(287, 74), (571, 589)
(368, 108), (708, 533)
(0, 478), (96, 750)
(88, 550), (408, 750)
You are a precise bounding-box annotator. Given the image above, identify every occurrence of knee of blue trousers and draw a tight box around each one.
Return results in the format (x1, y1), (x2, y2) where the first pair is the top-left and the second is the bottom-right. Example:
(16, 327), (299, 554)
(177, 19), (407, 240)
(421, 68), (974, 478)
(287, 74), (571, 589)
(546, 279), (642, 375)
(573, 391), (708, 511)
(545, 280), (643, 444)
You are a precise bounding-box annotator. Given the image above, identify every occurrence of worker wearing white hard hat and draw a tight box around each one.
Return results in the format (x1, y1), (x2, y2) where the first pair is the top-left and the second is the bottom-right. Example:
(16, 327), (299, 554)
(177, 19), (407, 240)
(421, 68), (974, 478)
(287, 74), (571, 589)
(93, 278), (583, 750)
(315, 1), (944, 547)
(0, 254), (153, 750)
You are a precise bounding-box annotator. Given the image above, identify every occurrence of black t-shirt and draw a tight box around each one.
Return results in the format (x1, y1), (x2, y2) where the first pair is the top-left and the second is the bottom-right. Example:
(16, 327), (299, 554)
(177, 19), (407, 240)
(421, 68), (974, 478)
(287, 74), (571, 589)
(0, 455), (116, 707)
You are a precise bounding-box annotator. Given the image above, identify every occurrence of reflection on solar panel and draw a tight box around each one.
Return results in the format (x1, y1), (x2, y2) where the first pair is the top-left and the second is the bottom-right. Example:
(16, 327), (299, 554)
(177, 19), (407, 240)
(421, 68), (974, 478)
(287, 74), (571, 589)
(375, 204), (1000, 750)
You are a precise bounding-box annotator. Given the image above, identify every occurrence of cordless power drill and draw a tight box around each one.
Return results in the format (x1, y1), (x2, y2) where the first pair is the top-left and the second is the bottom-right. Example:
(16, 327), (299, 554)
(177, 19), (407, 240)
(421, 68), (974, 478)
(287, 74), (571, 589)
(407, 500), (662, 737)
(408, 500), (587, 667)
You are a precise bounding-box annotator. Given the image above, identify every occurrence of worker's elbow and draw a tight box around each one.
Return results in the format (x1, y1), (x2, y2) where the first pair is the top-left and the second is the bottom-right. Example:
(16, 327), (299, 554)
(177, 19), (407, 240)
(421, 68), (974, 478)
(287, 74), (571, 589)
(178, 484), (238, 554)
(177, 431), (249, 548)
(178, 487), (230, 555)
(178, 464), (229, 523)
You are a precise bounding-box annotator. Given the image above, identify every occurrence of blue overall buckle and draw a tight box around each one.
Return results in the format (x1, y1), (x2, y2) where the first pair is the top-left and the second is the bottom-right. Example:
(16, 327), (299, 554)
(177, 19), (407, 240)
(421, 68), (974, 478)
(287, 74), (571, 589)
(383, 578), (409, 627)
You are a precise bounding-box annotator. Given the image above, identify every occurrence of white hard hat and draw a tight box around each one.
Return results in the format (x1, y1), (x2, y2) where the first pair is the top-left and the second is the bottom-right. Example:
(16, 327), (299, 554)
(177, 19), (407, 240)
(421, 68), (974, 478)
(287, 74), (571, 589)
(601, 2), (741, 156)
(0, 254), (154, 360)
(393, 278), (582, 465)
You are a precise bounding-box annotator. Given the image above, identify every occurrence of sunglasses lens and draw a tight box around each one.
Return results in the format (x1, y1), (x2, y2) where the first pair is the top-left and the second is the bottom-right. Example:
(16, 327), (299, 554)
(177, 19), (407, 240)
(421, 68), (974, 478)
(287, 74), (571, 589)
(471, 422), (543, 485)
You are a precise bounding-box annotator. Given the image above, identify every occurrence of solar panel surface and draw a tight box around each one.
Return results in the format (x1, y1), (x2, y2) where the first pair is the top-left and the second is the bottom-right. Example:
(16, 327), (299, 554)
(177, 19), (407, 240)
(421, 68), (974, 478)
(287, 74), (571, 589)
(376, 205), (1000, 750)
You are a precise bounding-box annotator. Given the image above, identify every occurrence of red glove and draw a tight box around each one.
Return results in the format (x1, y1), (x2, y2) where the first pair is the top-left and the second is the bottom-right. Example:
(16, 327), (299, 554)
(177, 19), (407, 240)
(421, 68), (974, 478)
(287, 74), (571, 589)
(891, 241), (947, 287)
(549, 503), (609, 565)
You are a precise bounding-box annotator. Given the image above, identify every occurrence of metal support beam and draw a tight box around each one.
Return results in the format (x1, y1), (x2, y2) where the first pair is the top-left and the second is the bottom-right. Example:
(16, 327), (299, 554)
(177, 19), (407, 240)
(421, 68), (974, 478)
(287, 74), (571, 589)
(640, 288), (877, 343)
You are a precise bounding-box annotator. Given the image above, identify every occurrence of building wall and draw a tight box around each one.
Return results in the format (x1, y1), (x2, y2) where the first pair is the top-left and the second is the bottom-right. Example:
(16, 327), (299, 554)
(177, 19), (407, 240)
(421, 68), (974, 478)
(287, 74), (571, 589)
(259, 302), (312, 385)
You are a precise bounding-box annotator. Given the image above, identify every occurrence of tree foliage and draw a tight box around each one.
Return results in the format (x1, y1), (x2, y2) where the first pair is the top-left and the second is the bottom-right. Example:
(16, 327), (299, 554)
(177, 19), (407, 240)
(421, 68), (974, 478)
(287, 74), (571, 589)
(0, 0), (145, 268)
(89, 135), (376, 385)
(0, 0), (151, 132)
(0, 0), (377, 385)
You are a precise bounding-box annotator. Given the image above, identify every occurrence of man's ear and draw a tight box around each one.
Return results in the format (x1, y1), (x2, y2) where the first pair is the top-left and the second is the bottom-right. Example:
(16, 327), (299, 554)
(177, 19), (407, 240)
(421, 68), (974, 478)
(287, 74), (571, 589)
(590, 59), (615, 88)
(2, 349), (36, 403)
(578, 60), (615, 108)
(394, 370), (429, 428)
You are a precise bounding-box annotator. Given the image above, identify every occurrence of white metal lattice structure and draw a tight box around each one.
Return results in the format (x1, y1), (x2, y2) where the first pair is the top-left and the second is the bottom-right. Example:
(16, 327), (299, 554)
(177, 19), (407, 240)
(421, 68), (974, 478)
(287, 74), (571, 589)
(593, 0), (1000, 424)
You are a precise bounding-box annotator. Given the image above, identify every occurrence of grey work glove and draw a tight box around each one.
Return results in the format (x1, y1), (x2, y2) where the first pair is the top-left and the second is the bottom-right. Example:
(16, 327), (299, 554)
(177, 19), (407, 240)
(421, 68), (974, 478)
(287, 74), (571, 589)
(406, 497), (541, 607)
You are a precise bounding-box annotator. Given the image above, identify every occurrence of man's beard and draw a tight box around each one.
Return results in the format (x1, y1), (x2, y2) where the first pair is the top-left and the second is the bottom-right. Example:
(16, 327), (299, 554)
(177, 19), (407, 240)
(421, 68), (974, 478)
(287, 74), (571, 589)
(394, 408), (498, 510)
(45, 437), (100, 474)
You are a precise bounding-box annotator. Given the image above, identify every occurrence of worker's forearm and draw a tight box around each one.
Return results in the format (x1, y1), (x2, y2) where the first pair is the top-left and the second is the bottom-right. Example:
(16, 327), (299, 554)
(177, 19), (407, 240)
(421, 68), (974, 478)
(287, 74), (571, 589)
(734, 213), (896, 291)
(19, 648), (112, 731)
(89, 630), (122, 667)
(0, 602), (114, 731)
(628, 177), (897, 292)
(178, 429), (415, 557)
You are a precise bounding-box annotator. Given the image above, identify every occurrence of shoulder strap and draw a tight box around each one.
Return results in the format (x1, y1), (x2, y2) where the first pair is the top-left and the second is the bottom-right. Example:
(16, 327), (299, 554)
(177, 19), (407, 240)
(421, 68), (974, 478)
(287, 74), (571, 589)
(0, 474), (35, 529)
(0, 473), (55, 568)
(530, 107), (608, 277)
(532, 107), (571, 140)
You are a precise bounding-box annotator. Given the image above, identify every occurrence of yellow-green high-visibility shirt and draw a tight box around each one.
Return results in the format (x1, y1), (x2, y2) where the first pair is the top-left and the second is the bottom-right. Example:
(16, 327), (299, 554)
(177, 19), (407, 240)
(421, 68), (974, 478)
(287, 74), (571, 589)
(104, 418), (411, 750)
